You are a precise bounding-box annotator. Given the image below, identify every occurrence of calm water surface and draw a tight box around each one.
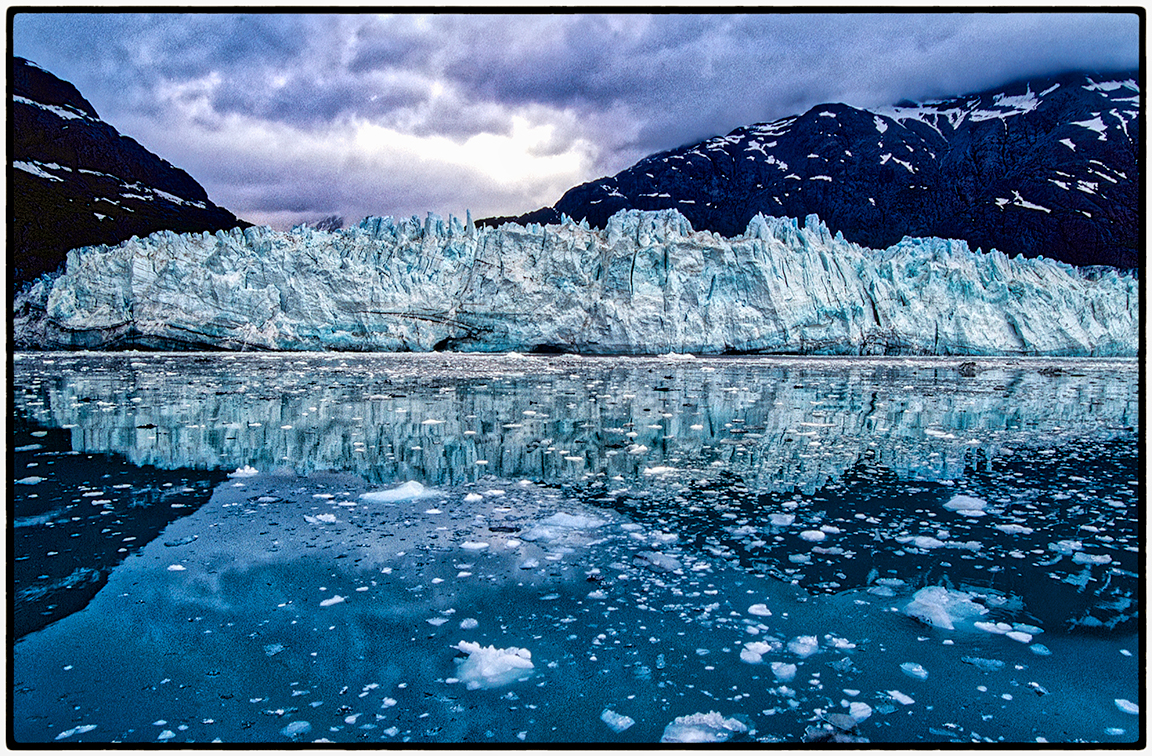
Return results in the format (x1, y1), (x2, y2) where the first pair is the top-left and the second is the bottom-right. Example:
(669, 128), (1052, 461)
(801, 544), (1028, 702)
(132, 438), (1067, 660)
(10, 353), (1141, 744)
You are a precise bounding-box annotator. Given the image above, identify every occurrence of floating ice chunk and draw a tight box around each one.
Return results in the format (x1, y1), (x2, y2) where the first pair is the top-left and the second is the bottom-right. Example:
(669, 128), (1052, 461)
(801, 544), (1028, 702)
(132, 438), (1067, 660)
(1072, 552), (1112, 565)
(627, 444), (650, 455)
(910, 536), (946, 549)
(1050, 540), (1083, 555)
(360, 481), (431, 503)
(1030, 644), (1052, 656)
(961, 656), (1004, 671)
(320, 595), (345, 607)
(888, 690), (915, 705)
(849, 702), (872, 722)
(771, 662), (797, 681)
(281, 721), (312, 737)
(304, 513), (337, 524)
(519, 558), (540, 569)
(900, 662), (928, 680)
(943, 494), (987, 516)
(1006, 631), (1033, 643)
(427, 617), (449, 626)
(994, 524), (1034, 535)
(769, 514), (795, 527)
(660, 711), (748, 743)
(643, 466), (678, 476)
(634, 551), (683, 573)
(587, 590), (608, 600)
(1115, 699), (1139, 715)
(464, 493), (483, 503)
(264, 643), (286, 657)
(157, 730), (176, 741)
(56, 724), (97, 740)
(166, 564), (187, 572)
(461, 541), (490, 551)
(748, 603), (772, 617)
(601, 709), (636, 733)
(15, 476), (45, 485)
(227, 465), (259, 478)
(787, 635), (819, 658)
(799, 530), (825, 542)
(544, 512), (606, 529)
(740, 642), (775, 664)
(460, 618), (479, 629)
(660, 352), (695, 360)
(903, 586), (988, 630)
(974, 621), (1013, 635)
(453, 641), (534, 690)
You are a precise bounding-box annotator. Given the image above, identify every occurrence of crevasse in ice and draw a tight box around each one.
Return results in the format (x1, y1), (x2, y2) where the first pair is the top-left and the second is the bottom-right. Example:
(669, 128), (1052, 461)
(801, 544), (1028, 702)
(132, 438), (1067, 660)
(16, 209), (1137, 355)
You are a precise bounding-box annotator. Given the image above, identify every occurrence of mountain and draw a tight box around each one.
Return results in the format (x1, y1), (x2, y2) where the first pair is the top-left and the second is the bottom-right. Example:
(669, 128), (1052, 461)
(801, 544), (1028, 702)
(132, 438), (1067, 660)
(485, 71), (1140, 269)
(11, 57), (247, 289)
(13, 209), (1136, 356)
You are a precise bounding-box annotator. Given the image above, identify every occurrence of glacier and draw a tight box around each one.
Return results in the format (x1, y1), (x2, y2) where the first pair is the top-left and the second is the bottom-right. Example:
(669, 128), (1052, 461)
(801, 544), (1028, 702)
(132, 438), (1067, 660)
(14, 209), (1137, 356)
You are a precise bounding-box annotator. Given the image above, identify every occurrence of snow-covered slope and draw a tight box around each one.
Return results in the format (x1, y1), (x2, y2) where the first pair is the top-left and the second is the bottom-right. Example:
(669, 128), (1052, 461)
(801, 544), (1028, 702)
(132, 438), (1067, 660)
(492, 71), (1140, 269)
(11, 57), (245, 289)
(14, 209), (1136, 356)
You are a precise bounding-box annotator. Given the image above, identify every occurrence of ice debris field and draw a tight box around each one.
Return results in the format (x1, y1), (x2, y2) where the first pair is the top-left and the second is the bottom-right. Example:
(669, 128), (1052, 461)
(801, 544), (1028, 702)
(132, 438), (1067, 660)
(10, 352), (1141, 744)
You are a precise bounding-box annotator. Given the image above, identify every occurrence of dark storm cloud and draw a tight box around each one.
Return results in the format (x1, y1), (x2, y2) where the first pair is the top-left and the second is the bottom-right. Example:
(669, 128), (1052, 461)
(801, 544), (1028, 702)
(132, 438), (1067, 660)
(11, 11), (1141, 226)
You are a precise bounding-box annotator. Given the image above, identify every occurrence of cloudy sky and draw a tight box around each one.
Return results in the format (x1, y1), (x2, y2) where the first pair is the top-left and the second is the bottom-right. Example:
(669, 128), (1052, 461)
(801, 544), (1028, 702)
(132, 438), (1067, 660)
(12, 11), (1140, 228)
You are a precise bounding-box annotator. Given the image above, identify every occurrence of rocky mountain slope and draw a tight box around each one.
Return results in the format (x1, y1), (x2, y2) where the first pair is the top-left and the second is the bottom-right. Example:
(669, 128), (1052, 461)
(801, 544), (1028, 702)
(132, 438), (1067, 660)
(487, 71), (1139, 268)
(11, 57), (246, 289)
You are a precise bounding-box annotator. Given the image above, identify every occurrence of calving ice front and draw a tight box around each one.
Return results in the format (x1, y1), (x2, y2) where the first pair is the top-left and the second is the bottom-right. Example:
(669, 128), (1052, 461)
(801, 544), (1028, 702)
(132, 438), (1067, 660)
(15, 209), (1136, 356)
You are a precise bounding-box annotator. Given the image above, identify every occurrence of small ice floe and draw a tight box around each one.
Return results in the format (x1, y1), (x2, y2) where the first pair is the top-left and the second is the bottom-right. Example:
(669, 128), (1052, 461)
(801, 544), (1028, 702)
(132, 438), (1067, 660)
(281, 721), (312, 738)
(264, 644), (285, 657)
(227, 465), (259, 478)
(633, 551), (683, 573)
(627, 444), (650, 455)
(942, 494), (987, 516)
(166, 564), (187, 572)
(849, 702), (872, 722)
(660, 352), (695, 360)
(601, 709), (636, 733)
(642, 466), (678, 476)
(320, 595), (345, 607)
(903, 586), (988, 630)
(460, 618), (479, 630)
(961, 656), (1004, 672)
(787, 635), (819, 658)
(771, 662), (797, 681)
(360, 480), (433, 504)
(587, 590), (608, 600)
(769, 513), (795, 527)
(900, 662), (928, 680)
(994, 523), (1034, 535)
(520, 512), (607, 544)
(304, 513), (337, 524)
(887, 690), (915, 705)
(1030, 644), (1052, 656)
(799, 530), (825, 542)
(56, 724), (97, 740)
(157, 730), (176, 741)
(1072, 552), (1112, 565)
(660, 711), (748, 743)
(464, 493), (483, 503)
(15, 476), (44, 485)
(748, 603), (772, 617)
(1115, 699), (1139, 715)
(452, 641), (534, 690)
(740, 641), (779, 664)
(461, 541), (490, 551)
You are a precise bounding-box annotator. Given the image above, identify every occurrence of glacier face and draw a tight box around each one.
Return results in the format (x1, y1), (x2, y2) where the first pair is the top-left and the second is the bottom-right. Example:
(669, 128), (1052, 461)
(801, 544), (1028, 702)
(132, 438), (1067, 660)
(14, 209), (1137, 356)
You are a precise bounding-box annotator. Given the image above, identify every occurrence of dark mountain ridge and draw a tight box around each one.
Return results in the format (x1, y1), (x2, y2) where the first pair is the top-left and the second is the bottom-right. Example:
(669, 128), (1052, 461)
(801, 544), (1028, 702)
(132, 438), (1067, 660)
(11, 57), (248, 289)
(485, 70), (1140, 268)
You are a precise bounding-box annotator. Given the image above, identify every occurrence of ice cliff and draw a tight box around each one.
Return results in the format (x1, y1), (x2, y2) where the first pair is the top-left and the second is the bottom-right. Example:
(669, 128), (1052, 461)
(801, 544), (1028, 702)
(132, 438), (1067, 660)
(14, 209), (1137, 356)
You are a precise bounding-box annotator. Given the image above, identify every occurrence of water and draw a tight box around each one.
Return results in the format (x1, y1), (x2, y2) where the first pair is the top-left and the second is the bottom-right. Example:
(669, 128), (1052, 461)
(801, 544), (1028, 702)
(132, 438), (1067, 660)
(11, 352), (1141, 744)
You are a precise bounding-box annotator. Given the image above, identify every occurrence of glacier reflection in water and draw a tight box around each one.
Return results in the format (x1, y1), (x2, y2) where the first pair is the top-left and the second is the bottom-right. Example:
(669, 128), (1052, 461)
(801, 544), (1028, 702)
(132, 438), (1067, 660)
(12, 352), (1138, 491)
(10, 353), (1140, 745)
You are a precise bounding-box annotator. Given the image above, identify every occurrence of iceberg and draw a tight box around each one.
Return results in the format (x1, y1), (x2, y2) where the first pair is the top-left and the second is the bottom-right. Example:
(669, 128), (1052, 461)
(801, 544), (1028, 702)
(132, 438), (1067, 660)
(14, 210), (1136, 355)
